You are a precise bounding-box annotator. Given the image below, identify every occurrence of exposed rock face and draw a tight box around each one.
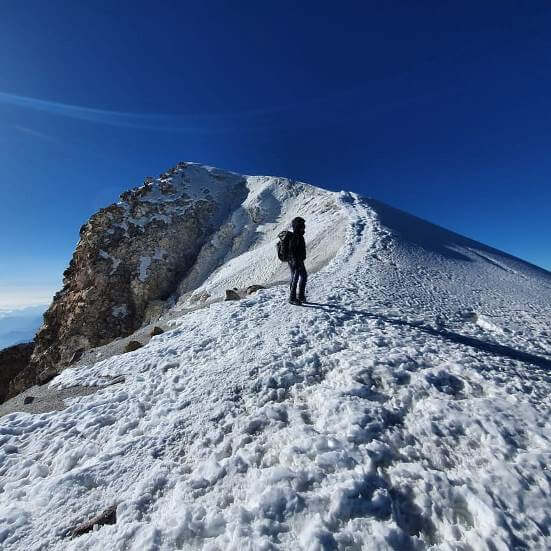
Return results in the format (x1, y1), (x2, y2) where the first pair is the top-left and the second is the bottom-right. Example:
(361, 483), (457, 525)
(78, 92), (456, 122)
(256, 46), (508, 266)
(0, 342), (34, 403)
(25, 162), (247, 384)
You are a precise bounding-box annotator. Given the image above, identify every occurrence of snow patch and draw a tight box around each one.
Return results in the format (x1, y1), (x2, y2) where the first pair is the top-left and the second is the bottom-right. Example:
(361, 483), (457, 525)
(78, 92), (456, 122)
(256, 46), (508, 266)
(476, 314), (504, 334)
(138, 256), (151, 282)
(99, 249), (121, 275)
(111, 304), (128, 318)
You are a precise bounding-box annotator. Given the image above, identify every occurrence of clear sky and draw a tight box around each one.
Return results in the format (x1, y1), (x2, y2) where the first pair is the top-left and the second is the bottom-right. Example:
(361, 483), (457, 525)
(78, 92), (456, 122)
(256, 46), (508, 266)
(1, 1), (550, 309)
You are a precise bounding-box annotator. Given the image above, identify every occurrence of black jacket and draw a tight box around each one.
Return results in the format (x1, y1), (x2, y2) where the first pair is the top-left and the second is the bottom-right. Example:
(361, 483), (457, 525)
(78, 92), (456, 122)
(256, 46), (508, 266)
(289, 231), (306, 262)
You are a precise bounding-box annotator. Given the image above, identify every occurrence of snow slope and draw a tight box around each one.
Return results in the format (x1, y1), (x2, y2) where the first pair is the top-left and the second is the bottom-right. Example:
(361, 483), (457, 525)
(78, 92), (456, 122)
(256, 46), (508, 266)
(1, 180), (550, 550)
(174, 173), (347, 306)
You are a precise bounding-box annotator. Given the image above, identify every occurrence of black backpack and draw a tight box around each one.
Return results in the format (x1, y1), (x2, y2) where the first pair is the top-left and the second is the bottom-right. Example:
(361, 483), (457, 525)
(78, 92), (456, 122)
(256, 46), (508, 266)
(277, 231), (293, 261)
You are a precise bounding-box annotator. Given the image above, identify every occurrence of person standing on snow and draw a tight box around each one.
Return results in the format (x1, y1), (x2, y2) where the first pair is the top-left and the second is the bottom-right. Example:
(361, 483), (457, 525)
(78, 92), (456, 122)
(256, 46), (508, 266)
(288, 217), (308, 305)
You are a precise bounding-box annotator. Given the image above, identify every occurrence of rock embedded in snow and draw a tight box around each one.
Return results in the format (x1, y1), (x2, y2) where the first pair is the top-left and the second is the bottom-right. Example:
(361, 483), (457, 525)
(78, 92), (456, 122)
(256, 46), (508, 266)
(68, 505), (117, 538)
(246, 284), (265, 295)
(224, 289), (241, 301)
(124, 340), (143, 353)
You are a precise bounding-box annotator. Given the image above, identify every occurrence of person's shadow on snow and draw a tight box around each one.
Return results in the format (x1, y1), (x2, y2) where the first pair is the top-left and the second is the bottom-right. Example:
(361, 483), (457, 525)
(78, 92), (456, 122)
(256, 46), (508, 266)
(303, 302), (551, 371)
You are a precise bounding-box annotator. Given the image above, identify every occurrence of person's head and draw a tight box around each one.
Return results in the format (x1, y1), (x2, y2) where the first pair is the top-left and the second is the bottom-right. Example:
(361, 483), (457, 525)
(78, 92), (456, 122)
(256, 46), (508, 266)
(292, 217), (305, 234)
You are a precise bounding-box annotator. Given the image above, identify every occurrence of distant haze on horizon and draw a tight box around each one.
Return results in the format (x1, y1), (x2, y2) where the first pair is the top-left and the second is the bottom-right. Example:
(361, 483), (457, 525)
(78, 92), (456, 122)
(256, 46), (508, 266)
(0, 288), (54, 311)
(1, 1), (551, 311)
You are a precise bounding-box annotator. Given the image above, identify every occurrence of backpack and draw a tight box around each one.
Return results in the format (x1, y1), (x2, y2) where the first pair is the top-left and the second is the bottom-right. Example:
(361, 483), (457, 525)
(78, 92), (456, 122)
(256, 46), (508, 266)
(276, 230), (293, 261)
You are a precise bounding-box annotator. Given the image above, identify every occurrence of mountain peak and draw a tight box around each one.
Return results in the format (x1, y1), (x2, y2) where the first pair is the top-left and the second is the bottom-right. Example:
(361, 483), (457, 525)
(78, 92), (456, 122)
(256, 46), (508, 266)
(2, 163), (550, 550)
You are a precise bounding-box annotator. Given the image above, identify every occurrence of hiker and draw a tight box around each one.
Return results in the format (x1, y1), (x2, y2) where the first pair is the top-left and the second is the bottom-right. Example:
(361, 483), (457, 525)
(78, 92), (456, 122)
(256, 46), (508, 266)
(276, 216), (308, 304)
(288, 217), (308, 305)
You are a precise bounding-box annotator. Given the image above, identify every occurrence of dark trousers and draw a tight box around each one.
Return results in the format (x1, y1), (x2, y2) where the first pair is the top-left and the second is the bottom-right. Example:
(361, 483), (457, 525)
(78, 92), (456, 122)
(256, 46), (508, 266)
(289, 260), (307, 299)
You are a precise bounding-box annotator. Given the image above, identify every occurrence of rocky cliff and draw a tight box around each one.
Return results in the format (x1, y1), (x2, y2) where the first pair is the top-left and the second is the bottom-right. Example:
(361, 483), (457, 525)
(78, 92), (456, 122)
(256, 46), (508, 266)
(19, 163), (247, 386)
(0, 342), (34, 402)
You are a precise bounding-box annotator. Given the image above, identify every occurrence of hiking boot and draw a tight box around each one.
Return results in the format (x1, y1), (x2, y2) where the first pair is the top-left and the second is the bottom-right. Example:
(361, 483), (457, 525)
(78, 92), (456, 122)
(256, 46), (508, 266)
(289, 297), (301, 305)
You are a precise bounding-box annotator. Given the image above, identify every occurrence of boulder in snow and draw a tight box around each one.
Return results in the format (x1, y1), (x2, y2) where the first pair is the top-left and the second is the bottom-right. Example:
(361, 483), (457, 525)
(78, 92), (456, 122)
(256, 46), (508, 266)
(225, 289), (241, 301)
(124, 340), (143, 353)
(246, 284), (265, 295)
(68, 504), (117, 538)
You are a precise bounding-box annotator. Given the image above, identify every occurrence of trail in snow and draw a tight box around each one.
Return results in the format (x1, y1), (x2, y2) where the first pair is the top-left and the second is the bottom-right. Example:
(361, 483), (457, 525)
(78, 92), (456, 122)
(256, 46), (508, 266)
(1, 191), (550, 550)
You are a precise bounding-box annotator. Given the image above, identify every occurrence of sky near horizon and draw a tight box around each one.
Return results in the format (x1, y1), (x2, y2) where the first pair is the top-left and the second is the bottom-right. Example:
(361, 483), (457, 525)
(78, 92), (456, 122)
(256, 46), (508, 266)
(1, 1), (551, 309)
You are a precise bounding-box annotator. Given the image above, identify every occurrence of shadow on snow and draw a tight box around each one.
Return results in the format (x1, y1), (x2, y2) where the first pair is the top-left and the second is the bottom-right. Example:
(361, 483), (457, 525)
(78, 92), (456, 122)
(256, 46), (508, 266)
(305, 302), (551, 371)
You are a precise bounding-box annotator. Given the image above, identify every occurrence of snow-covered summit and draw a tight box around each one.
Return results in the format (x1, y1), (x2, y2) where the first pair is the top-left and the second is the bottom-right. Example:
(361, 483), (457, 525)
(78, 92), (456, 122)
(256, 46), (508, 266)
(17, 162), (352, 393)
(1, 164), (550, 549)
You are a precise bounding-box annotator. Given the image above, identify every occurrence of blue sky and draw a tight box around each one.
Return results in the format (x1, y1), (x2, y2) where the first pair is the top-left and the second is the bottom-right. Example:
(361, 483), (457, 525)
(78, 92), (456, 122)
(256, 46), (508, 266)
(1, 1), (550, 308)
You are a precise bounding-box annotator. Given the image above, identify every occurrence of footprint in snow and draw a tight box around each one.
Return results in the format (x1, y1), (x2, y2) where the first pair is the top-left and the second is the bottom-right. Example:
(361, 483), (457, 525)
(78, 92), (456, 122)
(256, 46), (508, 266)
(425, 371), (464, 397)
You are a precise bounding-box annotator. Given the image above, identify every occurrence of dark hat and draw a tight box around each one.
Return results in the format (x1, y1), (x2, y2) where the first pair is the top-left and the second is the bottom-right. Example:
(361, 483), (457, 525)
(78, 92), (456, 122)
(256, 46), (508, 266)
(291, 217), (305, 229)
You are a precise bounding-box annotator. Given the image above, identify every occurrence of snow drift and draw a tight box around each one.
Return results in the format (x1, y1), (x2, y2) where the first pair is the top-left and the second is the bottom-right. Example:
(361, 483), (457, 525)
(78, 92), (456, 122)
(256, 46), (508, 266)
(1, 164), (550, 550)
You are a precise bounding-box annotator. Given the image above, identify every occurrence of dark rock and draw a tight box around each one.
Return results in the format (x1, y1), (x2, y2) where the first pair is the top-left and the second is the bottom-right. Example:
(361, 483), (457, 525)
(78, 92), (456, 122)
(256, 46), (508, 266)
(225, 289), (241, 301)
(150, 326), (164, 336)
(69, 504), (117, 538)
(124, 340), (143, 353)
(0, 342), (35, 404)
(103, 375), (125, 386)
(38, 370), (59, 386)
(246, 285), (265, 295)
(69, 348), (85, 364)
(23, 396), (35, 405)
(461, 311), (478, 322)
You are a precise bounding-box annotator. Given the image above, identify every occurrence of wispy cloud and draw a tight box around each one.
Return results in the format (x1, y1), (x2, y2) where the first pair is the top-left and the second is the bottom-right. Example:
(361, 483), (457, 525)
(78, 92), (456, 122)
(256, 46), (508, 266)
(14, 124), (61, 143)
(0, 87), (437, 134)
(0, 90), (278, 133)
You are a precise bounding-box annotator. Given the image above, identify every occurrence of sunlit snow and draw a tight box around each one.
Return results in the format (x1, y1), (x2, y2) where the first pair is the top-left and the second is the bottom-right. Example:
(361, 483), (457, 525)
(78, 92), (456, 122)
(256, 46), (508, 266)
(1, 173), (549, 550)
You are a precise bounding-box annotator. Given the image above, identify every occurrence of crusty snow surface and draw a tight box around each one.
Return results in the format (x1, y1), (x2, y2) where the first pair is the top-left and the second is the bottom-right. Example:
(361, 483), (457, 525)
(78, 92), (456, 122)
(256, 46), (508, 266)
(1, 183), (550, 550)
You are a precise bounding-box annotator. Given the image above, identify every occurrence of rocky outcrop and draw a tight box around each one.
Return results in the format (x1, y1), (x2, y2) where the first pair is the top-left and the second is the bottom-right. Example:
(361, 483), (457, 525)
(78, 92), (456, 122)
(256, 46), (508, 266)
(0, 342), (34, 403)
(22, 162), (247, 385)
